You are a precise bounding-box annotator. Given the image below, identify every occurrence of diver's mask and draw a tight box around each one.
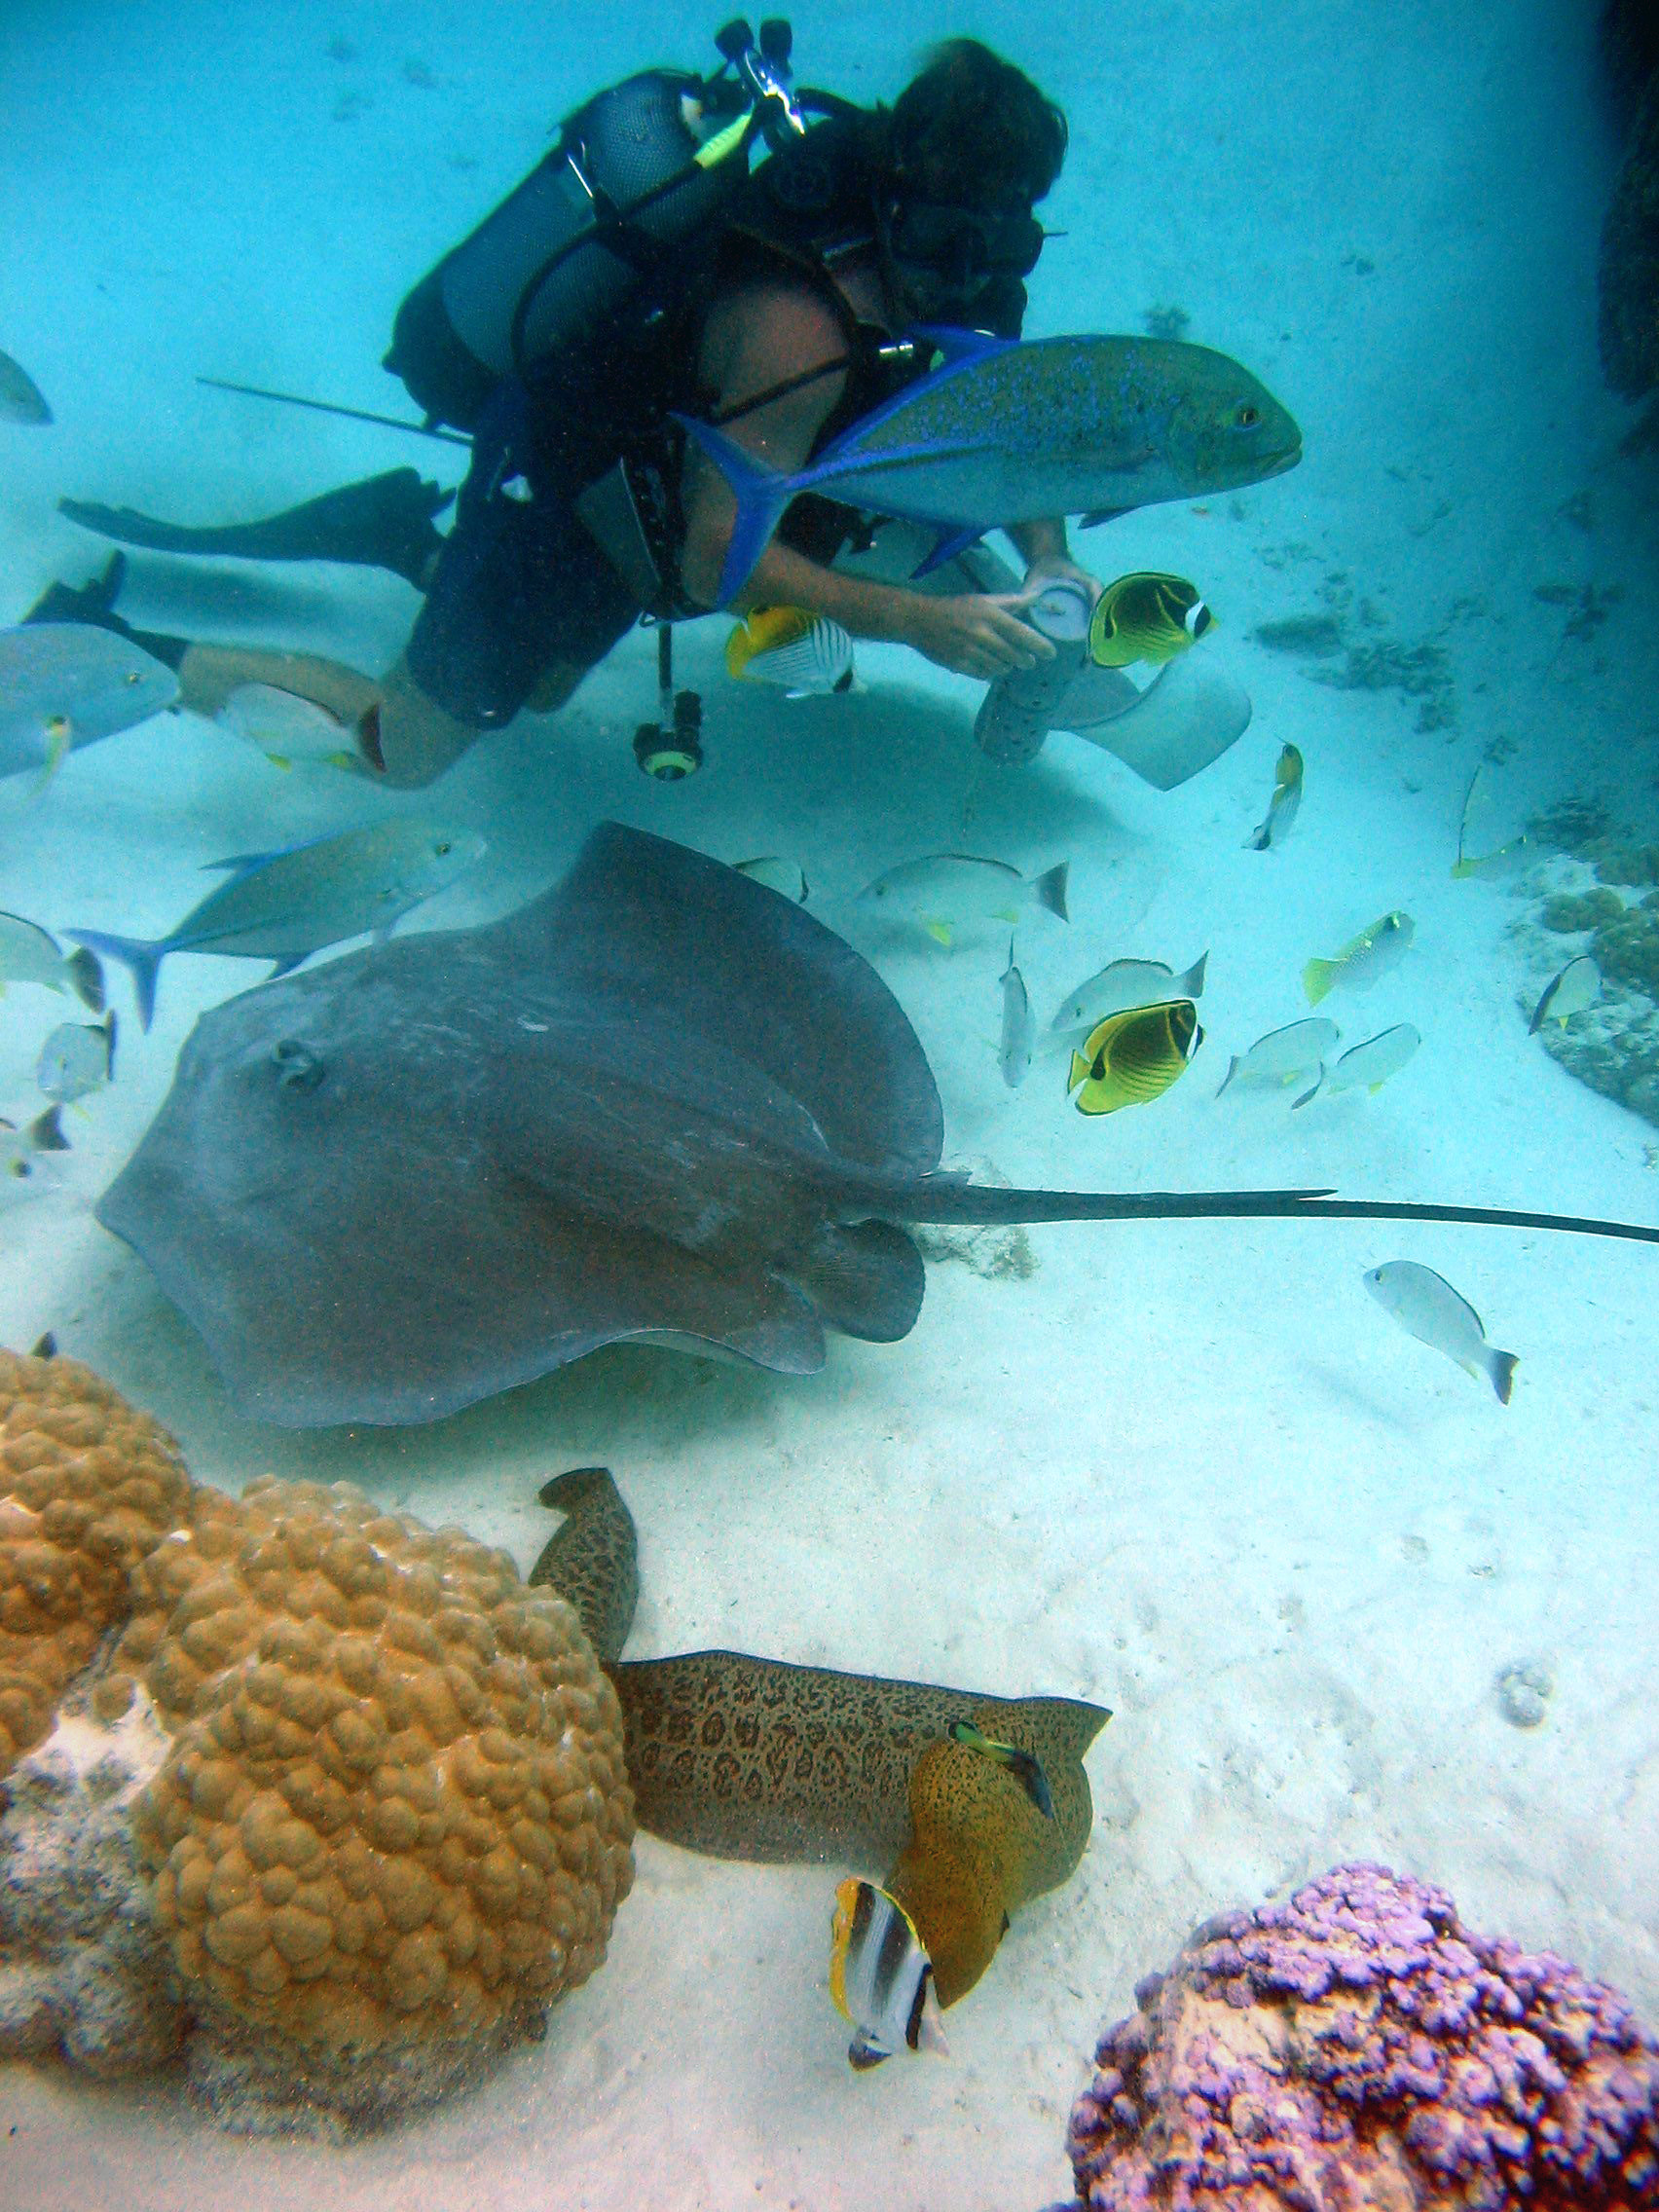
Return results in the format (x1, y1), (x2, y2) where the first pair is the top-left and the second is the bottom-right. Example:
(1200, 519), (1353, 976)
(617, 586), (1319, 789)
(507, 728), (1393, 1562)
(878, 193), (1045, 308)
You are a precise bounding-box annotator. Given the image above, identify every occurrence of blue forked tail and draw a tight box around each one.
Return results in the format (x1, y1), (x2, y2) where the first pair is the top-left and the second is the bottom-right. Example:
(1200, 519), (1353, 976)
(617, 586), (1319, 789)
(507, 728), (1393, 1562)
(63, 929), (167, 1031)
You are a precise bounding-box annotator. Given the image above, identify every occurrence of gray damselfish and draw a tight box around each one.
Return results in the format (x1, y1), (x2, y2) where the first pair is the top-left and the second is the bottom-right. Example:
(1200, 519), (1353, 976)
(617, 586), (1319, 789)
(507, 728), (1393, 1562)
(98, 825), (1659, 1429)
(0, 622), (179, 778)
(678, 329), (1303, 603)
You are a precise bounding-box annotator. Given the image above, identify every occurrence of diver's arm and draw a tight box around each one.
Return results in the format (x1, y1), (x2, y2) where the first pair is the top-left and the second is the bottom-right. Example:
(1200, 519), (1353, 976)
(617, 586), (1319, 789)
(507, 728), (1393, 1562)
(1007, 515), (1101, 602)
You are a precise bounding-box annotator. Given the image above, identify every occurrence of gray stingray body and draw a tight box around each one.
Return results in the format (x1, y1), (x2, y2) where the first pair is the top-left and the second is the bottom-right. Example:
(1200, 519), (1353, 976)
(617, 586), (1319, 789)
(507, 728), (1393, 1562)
(99, 823), (1659, 1428)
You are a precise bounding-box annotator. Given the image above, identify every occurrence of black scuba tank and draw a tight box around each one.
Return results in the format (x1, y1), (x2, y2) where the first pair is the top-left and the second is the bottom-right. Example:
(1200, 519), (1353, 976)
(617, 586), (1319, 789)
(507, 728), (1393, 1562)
(384, 24), (807, 433)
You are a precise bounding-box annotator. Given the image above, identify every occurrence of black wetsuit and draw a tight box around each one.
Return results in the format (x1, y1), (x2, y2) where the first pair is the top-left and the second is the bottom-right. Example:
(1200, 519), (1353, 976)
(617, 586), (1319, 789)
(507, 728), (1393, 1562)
(404, 113), (1028, 731)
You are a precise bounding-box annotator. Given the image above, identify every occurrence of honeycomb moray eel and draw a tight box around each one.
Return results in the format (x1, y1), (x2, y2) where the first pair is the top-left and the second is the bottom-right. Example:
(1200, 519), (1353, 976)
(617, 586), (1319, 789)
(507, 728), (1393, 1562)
(531, 1466), (1109, 2007)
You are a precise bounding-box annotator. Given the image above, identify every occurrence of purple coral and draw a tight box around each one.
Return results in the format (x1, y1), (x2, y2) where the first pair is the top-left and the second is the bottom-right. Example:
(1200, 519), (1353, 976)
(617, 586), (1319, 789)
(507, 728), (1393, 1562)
(1052, 1862), (1659, 2210)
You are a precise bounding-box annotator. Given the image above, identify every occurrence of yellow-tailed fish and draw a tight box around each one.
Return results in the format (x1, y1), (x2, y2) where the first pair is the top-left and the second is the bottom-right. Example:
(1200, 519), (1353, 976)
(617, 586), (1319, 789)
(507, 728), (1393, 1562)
(733, 855), (810, 903)
(1067, 999), (1200, 1116)
(1364, 1260), (1518, 1404)
(856, 853), (1069, 947)
(1050, 949), (1207, 1035)
(217, 683), (362, 773)
(1087, 572), (1212, 668)
(0, 910), (104, 1009)
(1303, 912), (1414, 1005)
(829, 1877), (949, 2071)
(1529, 955), (1600, 1033)
(36, 1013), (117, 1105)
(947, 1719), (1055, 1820)
(725, 606), (859, 696)
(0, 622), (179, 781)
(1215, 1016), (1338, 1096)
(1291, 1021), (1419, 1109)
(999, 938), (1034, 1088)
(1452, 764), (1530, 878)
(0, 1104), (68, 1179)
(1245, 742), (1304, 850)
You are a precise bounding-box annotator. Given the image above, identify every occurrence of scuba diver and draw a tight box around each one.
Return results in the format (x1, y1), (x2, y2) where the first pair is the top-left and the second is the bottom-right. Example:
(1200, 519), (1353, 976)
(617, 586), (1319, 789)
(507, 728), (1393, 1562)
(39, 30), (1097, 787)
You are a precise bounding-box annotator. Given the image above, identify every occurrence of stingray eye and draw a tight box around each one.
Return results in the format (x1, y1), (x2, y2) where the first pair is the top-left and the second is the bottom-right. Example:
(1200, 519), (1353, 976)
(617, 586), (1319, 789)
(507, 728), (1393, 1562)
(1235, 403), (1261, 427)
(271, 1039), (325, 1092)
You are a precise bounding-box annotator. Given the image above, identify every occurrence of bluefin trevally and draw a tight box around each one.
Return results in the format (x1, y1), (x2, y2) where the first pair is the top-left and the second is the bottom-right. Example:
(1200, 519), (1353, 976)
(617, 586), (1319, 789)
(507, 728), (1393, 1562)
(678, 330), (1302, 603)
(0, 623), (180, 780)
(68, 817), (486, 1028)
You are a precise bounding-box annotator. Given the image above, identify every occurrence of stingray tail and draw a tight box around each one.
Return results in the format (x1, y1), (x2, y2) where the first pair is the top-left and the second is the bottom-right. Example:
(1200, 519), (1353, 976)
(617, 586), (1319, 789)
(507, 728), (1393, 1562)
(63, 929), (166, 1032)
(868, 1179), (1659, 1248)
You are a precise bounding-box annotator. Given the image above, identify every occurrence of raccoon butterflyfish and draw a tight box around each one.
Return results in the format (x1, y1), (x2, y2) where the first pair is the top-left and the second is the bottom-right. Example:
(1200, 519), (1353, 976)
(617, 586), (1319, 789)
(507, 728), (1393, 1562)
(1087, 572), (1212, 668)
(1066, 999), (1201, 1116)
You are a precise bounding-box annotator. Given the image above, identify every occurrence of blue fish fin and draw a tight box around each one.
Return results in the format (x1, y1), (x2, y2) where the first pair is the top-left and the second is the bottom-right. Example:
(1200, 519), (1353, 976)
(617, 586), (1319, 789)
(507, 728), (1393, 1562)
(267, 953), (309, 978)
(905, 324), (1018, 366)
(202, 831), (334, 882)
(62, 929), (166, 1032)
(1079, 508), (1131, 529)
(911, 524), (986, 578)
(671, 413), (797, 605)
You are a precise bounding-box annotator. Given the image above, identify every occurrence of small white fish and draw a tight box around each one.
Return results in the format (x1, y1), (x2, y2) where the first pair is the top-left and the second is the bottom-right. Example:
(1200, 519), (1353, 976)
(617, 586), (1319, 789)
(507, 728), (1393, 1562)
(857, 853), (1069, 946)
(0, 1104), (69, 1179)
(1215, 1016), (1338, 1096)
(733, 855), (810, 903)
(0, 349), (52, 425)
(829, 1877), (948, 2071)
(1291, 1022), (1420, 1109)
(1364, 1260), (1518, 1404)
(1245, 742), (1303, 850)
(1529, 955), (1600, 1034)
(37, 1014), (117, 1105)
(0, 622), (180, 780)
(0, 911), (104, 1009)
(217, 682), (361, 772)
(1303, 912), (1414, 1005)
(725, 606), (859, 696)
(999, 938), (1033, 1088)
(1050, 950), (1208, 1034)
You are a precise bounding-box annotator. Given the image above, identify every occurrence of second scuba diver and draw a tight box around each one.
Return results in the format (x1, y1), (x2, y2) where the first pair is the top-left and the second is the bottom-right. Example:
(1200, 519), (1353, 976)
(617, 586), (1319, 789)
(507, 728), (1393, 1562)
(40, 34), (1100, 787)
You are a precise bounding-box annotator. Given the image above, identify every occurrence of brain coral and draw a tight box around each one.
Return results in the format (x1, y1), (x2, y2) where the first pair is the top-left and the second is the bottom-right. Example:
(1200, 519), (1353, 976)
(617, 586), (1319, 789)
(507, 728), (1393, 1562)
(1053, 1862), (1659, 2211)
(0, 1347), (192, 1781)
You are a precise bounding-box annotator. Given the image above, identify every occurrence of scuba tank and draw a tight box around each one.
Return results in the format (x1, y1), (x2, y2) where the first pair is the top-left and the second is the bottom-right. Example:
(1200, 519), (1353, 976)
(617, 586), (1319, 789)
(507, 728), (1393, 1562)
(384, 19), (808, 432)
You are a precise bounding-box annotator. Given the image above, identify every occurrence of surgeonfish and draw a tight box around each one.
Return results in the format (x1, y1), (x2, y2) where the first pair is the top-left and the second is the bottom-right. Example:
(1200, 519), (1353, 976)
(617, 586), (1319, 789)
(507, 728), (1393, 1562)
(856, 853), (1069, 946)
(1364, 1260), (1518, 1404)
(1215, 1016), (1339, 1097)
(829, 1877), (949, 2071)
(0, 1104), (69, 1178)
(1087, 572), (1212, 668)
(1530, 955), (1601, 1034)
(732, 855), (810, 903)
(1292, 1022), (1420, 1109)
(0, 911), (104, 1009)
(1050, 950), (1208, 1035)
(217, 682), (362, 772)
(67, 818), (487, 1029)
(0, 349), (52, 425)
(0, 623), (180, 781)
(1246, 742), (1304, 851)
(37, 1014), (116, 1105)
(679, 330), (1302, 602)
(999, 939), (1034, 1088)
(946, 1719), (1056, 1821)
(724, 606), (859, 696)
(1303, 912), (1414, 1006)
(1067, 999), (1201, 1116)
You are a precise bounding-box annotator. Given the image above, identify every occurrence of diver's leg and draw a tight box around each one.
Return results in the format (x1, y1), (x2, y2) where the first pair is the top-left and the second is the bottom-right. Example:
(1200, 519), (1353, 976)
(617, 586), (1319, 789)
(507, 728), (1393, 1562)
(174, 642), (385, 725)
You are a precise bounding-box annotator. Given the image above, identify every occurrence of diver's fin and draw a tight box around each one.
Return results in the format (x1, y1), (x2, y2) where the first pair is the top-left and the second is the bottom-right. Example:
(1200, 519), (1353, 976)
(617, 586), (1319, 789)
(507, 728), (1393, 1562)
(21, 550), (188, 669)
(58, 468), (455, 590)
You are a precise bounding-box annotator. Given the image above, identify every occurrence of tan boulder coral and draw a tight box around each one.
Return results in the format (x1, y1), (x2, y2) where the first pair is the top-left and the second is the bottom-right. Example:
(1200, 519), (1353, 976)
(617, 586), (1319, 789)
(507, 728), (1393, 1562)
(0, 1347), (193, 1781)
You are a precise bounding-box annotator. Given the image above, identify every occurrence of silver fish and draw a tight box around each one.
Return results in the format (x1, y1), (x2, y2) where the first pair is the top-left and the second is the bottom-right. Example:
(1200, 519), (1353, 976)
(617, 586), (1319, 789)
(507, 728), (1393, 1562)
(1216, 1016), (1339, 1097)
(1292, 1022), (1420, 1109)
(218, 683), (360, 772)
(37, 1014), (116, 1104)
(68, 818), (487, 1028)
(0, 910), (103, 1009)
(0, 349), (52, 425)
(0, 623), (180, 780)
(1000, 938), (1034, 1088)
(0, 1105), (69, 1178)
(1303, 912), (1414, 1006)
(1529, 955), (1600, 1034)
(732, 856), (810, 903)
(1245, 743), (1303, 850)
(1051, 950), (1208, 1034)
(681, 331), (1303, 601)
(856, 853), (1068, 946)
(1364, 1260), (1518, 1404)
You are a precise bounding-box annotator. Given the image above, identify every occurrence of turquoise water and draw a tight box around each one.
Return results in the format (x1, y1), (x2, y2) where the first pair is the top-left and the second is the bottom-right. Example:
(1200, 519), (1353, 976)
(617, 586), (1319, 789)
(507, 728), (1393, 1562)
(2, 4), (1656, 2205)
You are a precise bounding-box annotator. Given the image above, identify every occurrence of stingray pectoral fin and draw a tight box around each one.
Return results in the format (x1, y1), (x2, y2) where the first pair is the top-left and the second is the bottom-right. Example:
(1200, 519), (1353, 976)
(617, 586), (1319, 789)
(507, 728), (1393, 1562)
(784, 1219), (925, 1342)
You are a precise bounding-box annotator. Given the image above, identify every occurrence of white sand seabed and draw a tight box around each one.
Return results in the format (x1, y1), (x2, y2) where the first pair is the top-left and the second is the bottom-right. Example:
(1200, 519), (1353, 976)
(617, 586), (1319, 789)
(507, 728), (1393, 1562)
(3, 0), (1658, 2206)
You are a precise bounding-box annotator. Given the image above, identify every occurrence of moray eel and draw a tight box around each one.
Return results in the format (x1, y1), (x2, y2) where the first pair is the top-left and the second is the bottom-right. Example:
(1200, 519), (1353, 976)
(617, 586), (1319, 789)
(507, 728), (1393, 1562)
(531, 1466), (1110, 2007)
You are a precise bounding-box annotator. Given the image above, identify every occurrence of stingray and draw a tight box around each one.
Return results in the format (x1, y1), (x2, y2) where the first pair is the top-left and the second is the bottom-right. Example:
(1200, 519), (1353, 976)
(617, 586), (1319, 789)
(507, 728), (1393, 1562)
(97, 821), (1659, 1428)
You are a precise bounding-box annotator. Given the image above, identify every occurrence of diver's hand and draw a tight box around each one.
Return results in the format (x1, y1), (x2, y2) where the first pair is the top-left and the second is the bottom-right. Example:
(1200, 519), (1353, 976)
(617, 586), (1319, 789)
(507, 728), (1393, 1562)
(1020, 553), (1103, 604)
(902, 591), (1056, 681)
